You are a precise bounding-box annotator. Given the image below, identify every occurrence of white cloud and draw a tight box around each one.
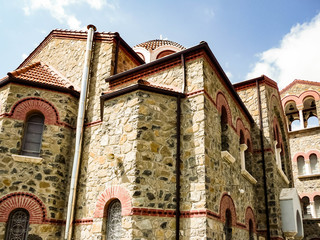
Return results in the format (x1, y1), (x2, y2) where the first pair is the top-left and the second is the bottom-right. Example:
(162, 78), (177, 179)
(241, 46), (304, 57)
(22, 53), (28, 60)
(247, 13), (320, 89)
(22, 0), (114, 29)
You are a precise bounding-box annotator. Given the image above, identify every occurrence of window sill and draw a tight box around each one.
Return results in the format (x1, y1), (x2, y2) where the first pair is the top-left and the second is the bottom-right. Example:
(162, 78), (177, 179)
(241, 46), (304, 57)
(221, 151), (235, 164)
(241, 169), (257, 185)
(12, 154), (43, 164)
(277, 167), (290, 184)
(298, 173), (320, 179)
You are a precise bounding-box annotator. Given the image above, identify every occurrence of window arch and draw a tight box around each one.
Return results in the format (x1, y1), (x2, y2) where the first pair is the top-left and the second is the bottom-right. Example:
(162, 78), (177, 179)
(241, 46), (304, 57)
(5, 208), (30, 240)
(303, 97), (319, 128)
(302, 196), (311, 219)
(21, 113), (45, 157)
(224, 209), (232, 240)
(106, 199), (122, 239)
(297, 156), (306, 175)
(314, 195), (320, 218)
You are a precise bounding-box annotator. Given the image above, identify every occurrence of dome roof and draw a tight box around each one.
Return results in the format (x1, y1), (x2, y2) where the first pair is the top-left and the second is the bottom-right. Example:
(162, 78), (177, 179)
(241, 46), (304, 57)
(134, 39), (185, 51)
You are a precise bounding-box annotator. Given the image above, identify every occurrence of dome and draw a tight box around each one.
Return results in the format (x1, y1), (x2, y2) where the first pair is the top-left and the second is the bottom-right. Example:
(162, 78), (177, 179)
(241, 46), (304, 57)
(134, 39), (185, 51)
(133, 39), (185, 63)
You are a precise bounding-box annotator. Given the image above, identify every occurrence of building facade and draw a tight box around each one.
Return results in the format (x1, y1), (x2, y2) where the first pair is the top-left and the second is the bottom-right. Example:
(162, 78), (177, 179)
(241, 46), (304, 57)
(0, 26), (304, 240)
(281, 80), (320, 240)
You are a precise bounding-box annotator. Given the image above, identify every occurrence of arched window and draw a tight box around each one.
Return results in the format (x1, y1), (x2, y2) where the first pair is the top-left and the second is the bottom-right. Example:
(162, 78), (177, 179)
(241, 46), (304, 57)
(21, 113), (45, 157)
(5, 208), (30, 240)
(310, 154), (319, 174)
(285, 102), (299, 131)
(249, 219), (254, 240)
(280, 144), (286, 174)
(221, 106), (229, 152)
(297, 156), (306, 175)
(314, 196), (320, 218)
(156, 50), (175, 59)
(106, 200), (122, 239)
(224, 209), (232, 240)
(302, 196), (311, 219)
(304, 98), (319, 128)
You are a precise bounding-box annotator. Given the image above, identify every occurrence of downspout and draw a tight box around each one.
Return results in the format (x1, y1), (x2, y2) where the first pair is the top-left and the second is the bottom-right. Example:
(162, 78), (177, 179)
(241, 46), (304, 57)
(256, 79), (271, 240)
(65, 24), (96, 240)
(176, 53), (186, 240)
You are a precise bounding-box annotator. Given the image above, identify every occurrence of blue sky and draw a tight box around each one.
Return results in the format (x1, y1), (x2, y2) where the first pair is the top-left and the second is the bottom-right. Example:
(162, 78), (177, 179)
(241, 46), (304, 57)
(1, 0), (320, 89)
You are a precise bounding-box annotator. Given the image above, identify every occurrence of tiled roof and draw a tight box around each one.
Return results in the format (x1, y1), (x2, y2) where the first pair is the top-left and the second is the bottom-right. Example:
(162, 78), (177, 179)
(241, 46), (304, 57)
(6, 62), (78, 91)
(134, 40), (186, 51)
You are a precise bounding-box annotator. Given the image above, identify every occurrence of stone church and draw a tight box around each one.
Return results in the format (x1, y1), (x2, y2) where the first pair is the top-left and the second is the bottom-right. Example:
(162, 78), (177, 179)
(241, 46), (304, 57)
(0, 24), (317, 239)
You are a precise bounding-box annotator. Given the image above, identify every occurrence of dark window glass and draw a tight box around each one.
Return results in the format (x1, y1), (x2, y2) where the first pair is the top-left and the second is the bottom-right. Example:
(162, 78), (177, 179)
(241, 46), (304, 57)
(21, 114), (44, 157)
(224, 209), (232, 240)
(5, 208), (30, 240)
(106, 200), (122, 239)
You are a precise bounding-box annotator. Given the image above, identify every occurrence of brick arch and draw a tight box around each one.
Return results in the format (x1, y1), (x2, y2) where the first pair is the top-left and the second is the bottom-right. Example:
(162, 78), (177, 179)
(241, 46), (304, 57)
(300, 90), (320, 104)
(273, 117), (282, 147)
(94, 186), (132, 218)
(10, 97), (60, 125)
(245, 207), (256, 232)
(236, 118), (246, 137)
(0, 192), (47, 224)
(282, 95), (299, 109)
(292, 152), (308, 162)
(292, 150), (320, 162)
(216, 91), (232, 126)
(306, 150), (320, 159)
(300, 192), (320, 201)
(219, 193), (237, 226)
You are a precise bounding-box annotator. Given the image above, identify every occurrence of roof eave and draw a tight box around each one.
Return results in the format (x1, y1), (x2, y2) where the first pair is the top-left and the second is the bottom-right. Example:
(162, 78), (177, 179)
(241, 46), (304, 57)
(0, 76), (80, 98)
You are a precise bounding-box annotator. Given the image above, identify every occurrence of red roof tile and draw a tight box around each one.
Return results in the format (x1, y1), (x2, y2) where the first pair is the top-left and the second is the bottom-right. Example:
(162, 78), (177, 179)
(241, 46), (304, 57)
(134, 40), (186, 51)
(6, 62), (78, 91)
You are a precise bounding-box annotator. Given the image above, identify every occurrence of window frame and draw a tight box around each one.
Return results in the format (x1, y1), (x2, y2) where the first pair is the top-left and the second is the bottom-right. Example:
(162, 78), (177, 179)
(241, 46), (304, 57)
(21, 113), (45, 157)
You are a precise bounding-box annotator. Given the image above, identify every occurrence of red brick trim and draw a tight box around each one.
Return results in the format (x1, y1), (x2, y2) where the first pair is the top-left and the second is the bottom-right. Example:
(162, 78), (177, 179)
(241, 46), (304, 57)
(300, 192), (320, 201)
(74, 218), (93, 225)
(282, 90), (320, 108)
(10, 97), (59, 125)
(273, 117), (282, 147)
(132, 208), (176, 217)
(292, 150), (320, 162)
(216, 91), (233, 126)
(94, 186), (132, 218)
(245, 207), (256, 232)
(0, 192), (47, 224)
(219, 193), (237, 226)
(84, 120), (102, 127)
(2, 97), (74, 128)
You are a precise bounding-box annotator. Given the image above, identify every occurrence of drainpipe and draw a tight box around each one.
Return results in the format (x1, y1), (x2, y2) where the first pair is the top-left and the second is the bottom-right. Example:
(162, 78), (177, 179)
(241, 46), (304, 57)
(175, 53), (186, 240)
(256, 79), (271, 240)
(65, 24), (96, 240)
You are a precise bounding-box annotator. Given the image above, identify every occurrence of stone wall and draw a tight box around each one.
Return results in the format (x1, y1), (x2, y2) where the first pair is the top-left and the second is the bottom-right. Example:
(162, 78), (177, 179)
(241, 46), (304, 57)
(0, 84), (78, 239)
(236, 82), (293, 239)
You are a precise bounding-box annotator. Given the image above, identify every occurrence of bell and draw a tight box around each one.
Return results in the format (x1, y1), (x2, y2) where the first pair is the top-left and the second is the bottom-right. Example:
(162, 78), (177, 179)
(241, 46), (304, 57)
(289, 104), (294, 111)
(311, 100), (316, 108)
